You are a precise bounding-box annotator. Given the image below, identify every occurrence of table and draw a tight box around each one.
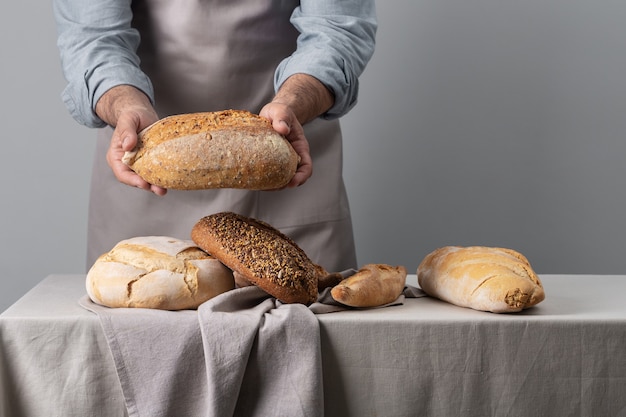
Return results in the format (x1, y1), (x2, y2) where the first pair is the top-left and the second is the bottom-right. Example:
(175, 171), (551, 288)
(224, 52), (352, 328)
(2, 274), (626, 417)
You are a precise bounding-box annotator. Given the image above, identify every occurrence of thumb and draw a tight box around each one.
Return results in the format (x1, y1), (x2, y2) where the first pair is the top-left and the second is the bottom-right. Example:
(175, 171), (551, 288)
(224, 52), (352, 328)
(115, 112), (142, 151)
(274, 119), (291, 136)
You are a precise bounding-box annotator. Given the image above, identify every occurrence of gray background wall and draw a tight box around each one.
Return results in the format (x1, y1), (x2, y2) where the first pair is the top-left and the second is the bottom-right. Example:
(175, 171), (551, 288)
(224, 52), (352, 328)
(2, 1), (626, 312)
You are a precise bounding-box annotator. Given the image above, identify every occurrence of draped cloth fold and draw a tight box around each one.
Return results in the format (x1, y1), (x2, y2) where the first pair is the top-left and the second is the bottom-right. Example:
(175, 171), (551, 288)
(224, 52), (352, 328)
(79, 286), (324, 417)
(198, 286), (323, 417)
(78, 272), (425, 417)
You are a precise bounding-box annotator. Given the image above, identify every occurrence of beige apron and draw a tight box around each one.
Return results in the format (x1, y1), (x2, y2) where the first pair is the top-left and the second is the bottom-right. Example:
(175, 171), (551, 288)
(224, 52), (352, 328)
(87, 0), (357, 273)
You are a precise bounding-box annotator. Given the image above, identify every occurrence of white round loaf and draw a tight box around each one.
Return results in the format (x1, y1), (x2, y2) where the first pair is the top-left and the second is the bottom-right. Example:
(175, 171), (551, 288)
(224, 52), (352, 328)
(86, 236), (235, 310)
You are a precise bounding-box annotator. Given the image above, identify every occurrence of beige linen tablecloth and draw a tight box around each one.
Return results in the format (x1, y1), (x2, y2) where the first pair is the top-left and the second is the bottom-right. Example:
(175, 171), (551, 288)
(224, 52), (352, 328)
(80, 287), (323, 417)
(3, 274), (626, 417)
(77, 272), (421, 417)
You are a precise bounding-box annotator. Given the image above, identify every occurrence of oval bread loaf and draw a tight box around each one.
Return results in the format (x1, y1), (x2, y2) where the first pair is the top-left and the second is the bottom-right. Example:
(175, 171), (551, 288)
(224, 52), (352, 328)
(417, 246), (545, 313)
(122, 110), (299, 190)
(191, 212), (326, 305)
(331, 264), (407, 308)
(86, 236), (235, 310)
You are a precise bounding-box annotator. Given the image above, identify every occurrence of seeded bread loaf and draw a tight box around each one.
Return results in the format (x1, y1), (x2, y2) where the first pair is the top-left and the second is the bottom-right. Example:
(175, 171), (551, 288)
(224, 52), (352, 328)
(86, 236), (235, 310)
(191, 212), (326, 305)
(331, 264), (407, 307)
(417, 246), (545, 313)
(122, 110), (298, 190)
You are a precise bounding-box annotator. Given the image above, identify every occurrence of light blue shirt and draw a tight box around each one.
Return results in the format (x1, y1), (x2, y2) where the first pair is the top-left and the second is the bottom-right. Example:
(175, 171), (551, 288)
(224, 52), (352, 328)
(53, 0), (377, 128)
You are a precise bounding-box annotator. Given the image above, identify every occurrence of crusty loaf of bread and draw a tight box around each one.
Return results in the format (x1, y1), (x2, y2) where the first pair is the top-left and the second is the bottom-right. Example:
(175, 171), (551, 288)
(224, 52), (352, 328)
(417, 246), (545, 313)
(191, 212), (325, 305)
(123, 110), (298, 190)
(86, 236), (235, 310)
(331, 264), (407, 308)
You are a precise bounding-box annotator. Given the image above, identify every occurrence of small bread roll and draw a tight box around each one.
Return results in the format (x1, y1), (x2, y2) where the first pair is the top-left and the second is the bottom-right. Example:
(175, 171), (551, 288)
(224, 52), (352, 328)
(417, 246), (545, 313)
(86, 236), (235, 310)
(331, 264), (407, 308)
(122, 110), (298, 190)
(191, 212), (326, 305)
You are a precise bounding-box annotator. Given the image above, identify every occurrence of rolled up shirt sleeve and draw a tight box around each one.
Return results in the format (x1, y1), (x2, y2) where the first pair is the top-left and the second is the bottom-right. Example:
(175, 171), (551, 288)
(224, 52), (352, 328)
(275, 0), (377, 120)
(53, 0), (154, 128)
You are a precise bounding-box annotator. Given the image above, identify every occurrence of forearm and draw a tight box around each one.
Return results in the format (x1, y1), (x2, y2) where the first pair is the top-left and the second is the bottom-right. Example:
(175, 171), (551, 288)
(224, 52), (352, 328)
(53, 0), (153, 128)
(95, 85), (157, 128)
(271, 74), (334, 125)
(274, 0), (377, 119)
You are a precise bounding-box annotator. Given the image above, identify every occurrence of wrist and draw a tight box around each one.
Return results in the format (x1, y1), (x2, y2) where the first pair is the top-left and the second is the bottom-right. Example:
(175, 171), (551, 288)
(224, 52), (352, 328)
(95, 85), (156, 127)
(273, 74), (334, 124)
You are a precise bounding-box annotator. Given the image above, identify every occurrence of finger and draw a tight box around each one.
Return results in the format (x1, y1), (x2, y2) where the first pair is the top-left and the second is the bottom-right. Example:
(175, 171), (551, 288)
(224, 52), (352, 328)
(109, 155), (148, 188)
(107, 142), (167, 195)
(272, 118), (291, 136)
(149, 184), (168, 196)
(115, 162), (167, 195)
(287, 172), (309, 188)
(284, 146), (312, 187)
(115, 115), (141, 152)
(260, 103), (293, 135)
(121, 135), (137, 152)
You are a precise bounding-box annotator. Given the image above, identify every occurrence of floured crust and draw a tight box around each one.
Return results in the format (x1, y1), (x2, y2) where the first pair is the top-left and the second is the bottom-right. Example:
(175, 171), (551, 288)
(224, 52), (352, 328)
(123, 109), (299, 190)
(191, 212), (323, 305)
(417, 246), (545, 313)
(331, 264), (407, 307)
(86, 236), (235, 310)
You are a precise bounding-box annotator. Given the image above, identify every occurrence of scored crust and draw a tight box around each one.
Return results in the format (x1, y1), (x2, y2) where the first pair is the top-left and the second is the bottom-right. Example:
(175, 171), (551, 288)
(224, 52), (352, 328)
(86, 236), (235, 310)
(191, 212), (323, 305)
(123, 109), (299, 190)
(417, 246), (545, 313)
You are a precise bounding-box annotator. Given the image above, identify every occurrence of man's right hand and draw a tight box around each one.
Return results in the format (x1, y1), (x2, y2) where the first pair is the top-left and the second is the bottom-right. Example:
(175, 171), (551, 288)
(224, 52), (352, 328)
(95, 85), (167, 195)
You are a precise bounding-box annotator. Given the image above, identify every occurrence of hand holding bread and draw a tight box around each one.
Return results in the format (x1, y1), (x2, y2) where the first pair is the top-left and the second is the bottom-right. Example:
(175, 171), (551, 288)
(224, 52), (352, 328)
(97, 85), (167, 195)
(123, 110), (299, 190)
(258, 102), (313, 187)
